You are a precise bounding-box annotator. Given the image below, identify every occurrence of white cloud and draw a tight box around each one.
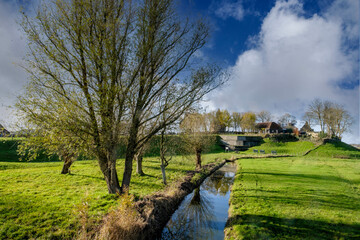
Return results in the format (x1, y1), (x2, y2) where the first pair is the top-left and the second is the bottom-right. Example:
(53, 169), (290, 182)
(325, 0), (359, 43)
(207, 0), (359, 143)
(215, 0), (244, 21)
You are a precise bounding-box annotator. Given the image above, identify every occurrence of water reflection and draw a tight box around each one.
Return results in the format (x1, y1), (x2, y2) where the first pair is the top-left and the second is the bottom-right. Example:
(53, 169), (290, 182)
(202, 166), (235, 196)
(161, 188), (215, 239)
(161, 163), (236, 240)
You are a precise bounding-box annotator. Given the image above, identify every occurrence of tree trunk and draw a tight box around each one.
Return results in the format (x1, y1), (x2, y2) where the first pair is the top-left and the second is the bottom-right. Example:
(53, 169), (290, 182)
(98, 150), (121, 194)
(195, 149), (202, 170)
(60, 152), (75, 174)
(135, 152), (145, 176)
(61, 158), (73, 174)
(122, 136), (137, 192)
(161, 163), (167, 185)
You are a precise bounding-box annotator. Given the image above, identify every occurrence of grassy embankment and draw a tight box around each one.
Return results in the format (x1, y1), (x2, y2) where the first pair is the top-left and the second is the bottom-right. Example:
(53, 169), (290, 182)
(0, 137), (230, 240)
(226, 141), (360, 239)
(243, 138), (316, 156)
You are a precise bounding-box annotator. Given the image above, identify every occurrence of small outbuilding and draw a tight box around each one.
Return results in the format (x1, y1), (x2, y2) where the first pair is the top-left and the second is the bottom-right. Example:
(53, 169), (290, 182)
(300, 121), (313, 133)
(219, 135), (263, 151)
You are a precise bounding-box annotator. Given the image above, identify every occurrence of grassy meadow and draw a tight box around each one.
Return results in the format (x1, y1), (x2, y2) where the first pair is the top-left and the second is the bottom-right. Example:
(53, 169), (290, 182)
(226, 142), (360, 239)
(0, 137), (230, 240)
(1, 137), (360, 240)
(244, 138), (316, 156)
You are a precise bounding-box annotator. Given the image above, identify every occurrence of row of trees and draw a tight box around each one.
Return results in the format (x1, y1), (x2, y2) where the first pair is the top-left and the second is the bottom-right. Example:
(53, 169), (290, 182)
(201, 109), (258, 133)
(304, 99), (352, 139)
(201, 109), (287, 133)
(202, 101), (352, 138)
(17, 0), (225, 194)
(131, 98), (353, 184)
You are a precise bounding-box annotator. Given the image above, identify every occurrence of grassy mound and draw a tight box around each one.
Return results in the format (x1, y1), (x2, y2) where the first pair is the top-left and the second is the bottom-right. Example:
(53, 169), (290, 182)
(245, 139), (315, 156)
(307, 141), (360, 159)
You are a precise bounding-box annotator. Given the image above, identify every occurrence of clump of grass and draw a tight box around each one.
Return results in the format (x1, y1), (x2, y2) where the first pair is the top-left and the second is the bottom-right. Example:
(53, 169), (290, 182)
(97, 193), (145, 240)
(74, 194), (98, 240)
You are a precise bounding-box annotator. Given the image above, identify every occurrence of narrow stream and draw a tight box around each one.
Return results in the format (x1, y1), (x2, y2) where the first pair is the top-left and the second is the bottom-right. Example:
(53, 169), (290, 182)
(160, 163), (236, 240)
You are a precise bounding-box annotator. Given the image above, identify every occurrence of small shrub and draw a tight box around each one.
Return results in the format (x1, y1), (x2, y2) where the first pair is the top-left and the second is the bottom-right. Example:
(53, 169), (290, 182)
(74, 194), (98, 240)
(269, 134), (298, 143)
(318, 131), (328, 139)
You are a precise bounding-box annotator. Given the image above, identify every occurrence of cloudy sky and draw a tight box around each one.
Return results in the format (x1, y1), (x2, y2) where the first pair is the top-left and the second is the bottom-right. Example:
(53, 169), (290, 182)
(185, 0), (359, 143)
(0, 0), (359, 143)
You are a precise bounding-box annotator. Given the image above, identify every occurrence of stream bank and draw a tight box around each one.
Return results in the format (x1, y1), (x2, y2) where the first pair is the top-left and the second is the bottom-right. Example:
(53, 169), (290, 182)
(160, 163), (237, 240)
(113, 159), (230, 240)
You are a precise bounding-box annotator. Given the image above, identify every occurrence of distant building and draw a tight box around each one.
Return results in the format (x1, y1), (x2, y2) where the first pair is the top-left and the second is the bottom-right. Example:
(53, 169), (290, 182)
(219, 135), (263, 151)
(300, 121), (313, 133)
(0, 124), (10, 137)
(284, 124), (299, 135)
(255, 122), (282, 134)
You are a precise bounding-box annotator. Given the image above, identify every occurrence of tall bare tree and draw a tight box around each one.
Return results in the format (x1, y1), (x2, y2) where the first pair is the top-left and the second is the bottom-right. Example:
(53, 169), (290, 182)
(302, 111), (315, 129)
(18, 0), (223, 193)
(278, 113), (297, 128)
(323, 103), (352, 139)
(256, 110), (272, 123)
(306, 99), (352, 139)
(120, 0), (224, 191)
(308, 98), (326, 132)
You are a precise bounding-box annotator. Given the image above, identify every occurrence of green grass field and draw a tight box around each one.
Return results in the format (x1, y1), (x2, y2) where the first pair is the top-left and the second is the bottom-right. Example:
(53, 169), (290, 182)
(226, 141), (360, 239)
(244, 139), (316, 156)
(2, 137), (359, 239)
(0, 145), (230, 239)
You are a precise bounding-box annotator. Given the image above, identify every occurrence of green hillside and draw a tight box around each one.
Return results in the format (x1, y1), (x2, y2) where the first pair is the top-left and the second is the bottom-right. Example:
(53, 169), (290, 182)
(226, 140), (360, 240)
(307, 141), (360, 159)
(245, 139), (316, 156)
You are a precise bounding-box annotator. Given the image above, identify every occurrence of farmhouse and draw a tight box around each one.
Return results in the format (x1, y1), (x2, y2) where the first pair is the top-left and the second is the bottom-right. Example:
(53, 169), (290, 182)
(255, 122), (282, 134)
(0, 124), (10, 137)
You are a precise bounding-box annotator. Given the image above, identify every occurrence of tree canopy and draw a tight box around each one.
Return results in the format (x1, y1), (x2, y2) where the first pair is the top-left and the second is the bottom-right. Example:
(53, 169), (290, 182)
(17, 0), (224, 193)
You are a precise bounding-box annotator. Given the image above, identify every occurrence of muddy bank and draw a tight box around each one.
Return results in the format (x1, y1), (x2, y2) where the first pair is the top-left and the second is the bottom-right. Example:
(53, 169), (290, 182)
(131, 159), (227, 240)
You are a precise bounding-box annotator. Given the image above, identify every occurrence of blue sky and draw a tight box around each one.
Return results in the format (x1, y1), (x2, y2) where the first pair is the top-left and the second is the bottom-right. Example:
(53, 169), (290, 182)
(181, 0), (359, 143)
(0, 0), (359, 143)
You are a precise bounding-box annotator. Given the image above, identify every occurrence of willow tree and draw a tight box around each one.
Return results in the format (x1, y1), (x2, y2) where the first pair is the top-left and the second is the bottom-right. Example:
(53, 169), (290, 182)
(18, 0), (134, 194)
(17, 127), (91, 174)
(120, 0), (224, 190)
(180, 113), (215, 170)
(18, 0), (223, 194)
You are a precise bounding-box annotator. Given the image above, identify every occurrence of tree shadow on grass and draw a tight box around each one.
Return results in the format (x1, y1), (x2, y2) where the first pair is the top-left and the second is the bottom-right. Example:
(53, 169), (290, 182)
(69, 173), (104, 181)
(226, 214), (360, 239)
(242, 193), (360, 211)
(135, 173), (157, 178)
(242, 171), (357, 184)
